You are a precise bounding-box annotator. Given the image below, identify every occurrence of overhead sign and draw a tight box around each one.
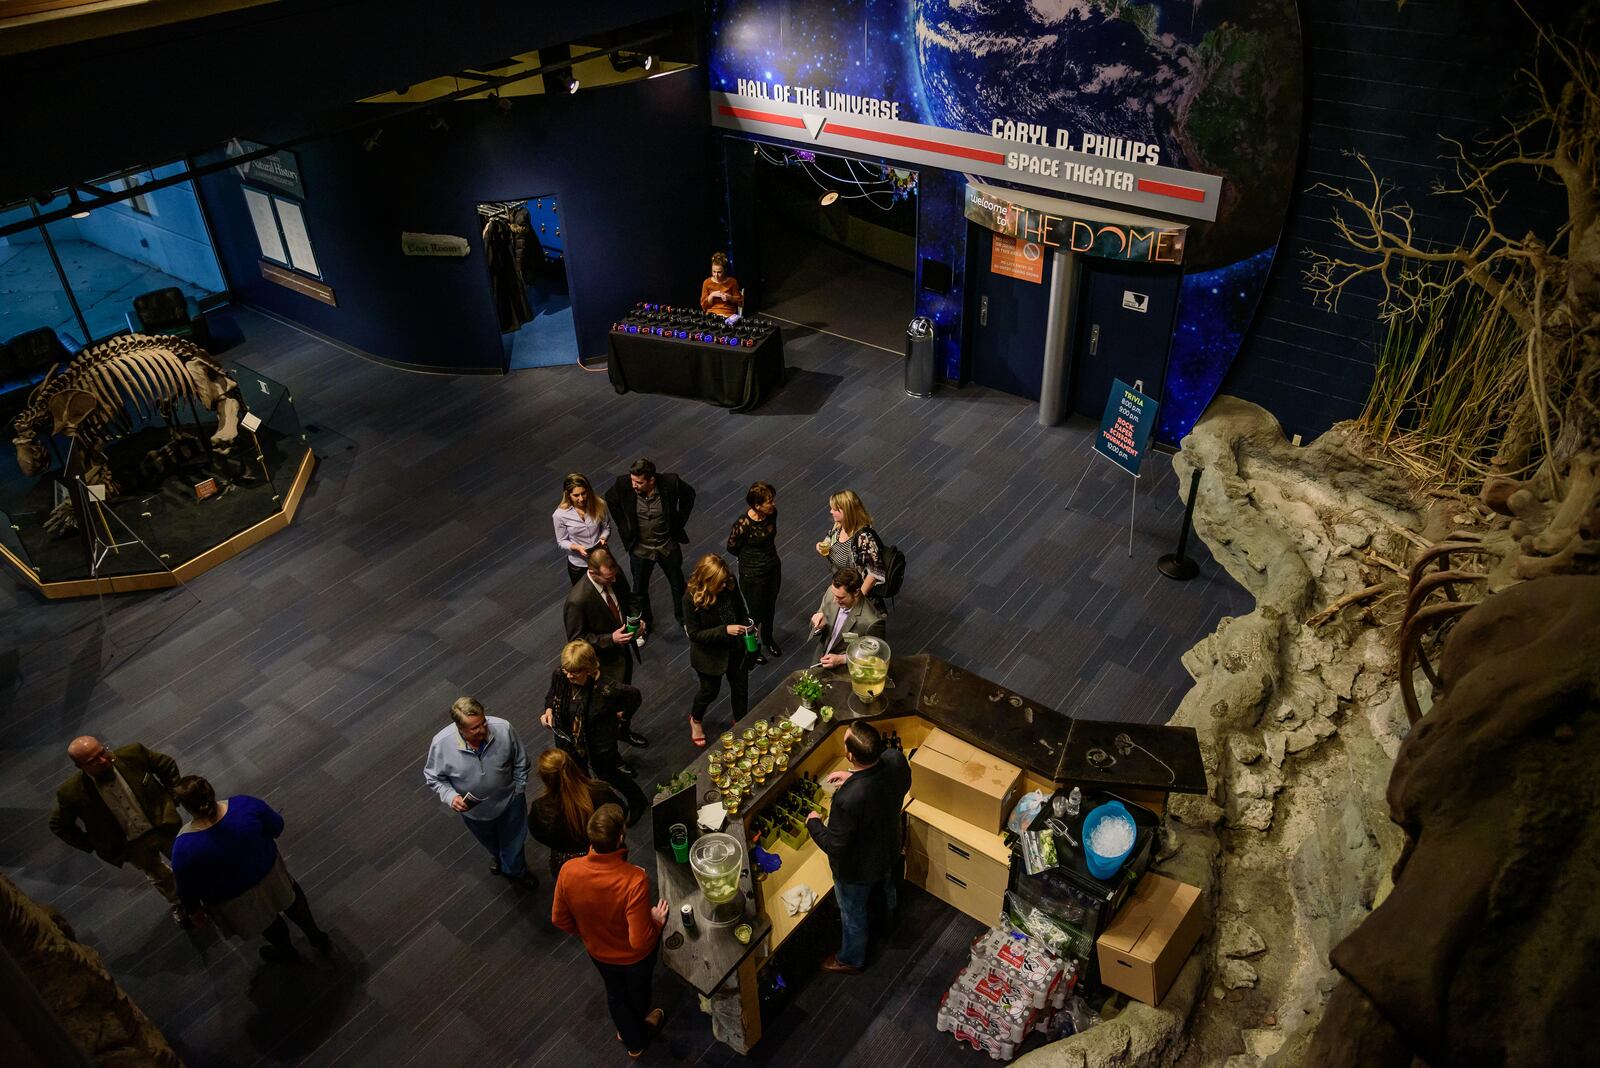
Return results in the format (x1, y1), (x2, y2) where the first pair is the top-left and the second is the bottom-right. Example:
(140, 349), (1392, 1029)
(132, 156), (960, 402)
(964, 186), (1187, 265)
(1094, 379), (1160, 478)
(228, 139), (306, 199)
(989, 234), (1042, 284)
(401, 232), (471, 258)
(710, 91), (1221, 222)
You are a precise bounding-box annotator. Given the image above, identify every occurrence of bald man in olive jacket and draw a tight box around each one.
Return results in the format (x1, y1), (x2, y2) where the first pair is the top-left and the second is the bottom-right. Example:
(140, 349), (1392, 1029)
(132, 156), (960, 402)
(49, 737), (188, 927)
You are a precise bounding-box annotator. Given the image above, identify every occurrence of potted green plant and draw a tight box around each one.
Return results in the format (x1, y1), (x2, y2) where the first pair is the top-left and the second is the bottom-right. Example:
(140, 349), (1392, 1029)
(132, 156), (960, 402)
(654, 768), (697, 800)
(791, 671), (823, 713)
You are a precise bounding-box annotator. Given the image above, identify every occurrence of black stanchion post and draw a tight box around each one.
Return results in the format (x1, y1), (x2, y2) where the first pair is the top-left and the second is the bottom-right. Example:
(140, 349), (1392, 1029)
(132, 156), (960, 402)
(1158, 467), (1203, 581)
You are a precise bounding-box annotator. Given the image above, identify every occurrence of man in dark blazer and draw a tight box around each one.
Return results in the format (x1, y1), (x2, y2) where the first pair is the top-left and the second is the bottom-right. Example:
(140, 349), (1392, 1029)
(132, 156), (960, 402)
(810, 567), (887, 668)
(604, 458), (695, 631)
(806, 721), (911, 973)
(564, 547), (648, 748)
(48, 737), (189, 927)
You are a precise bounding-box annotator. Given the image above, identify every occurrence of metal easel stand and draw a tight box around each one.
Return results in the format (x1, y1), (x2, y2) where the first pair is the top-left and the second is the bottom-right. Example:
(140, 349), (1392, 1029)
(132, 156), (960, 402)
(75, 474), (199, 669)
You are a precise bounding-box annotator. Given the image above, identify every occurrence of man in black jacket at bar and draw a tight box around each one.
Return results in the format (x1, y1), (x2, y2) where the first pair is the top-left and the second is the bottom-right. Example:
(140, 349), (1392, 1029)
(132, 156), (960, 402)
(806, 720), (911, 974)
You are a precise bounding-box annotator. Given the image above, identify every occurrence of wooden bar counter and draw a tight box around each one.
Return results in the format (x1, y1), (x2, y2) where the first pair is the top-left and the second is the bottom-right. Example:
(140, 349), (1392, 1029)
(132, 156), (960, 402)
(648, 654), (1205, 1053)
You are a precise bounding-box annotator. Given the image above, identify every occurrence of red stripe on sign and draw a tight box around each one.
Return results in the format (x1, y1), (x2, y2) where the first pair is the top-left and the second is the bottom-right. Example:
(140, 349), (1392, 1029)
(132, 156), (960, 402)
(1136, 177), (1206, 203)
(826, 122), (1006, 165)
(719, 105), (806, 129)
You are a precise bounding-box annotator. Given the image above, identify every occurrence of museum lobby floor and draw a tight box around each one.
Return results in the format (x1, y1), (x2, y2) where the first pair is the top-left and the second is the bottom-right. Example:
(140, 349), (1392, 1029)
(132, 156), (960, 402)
(0, 307), (1251, 1066)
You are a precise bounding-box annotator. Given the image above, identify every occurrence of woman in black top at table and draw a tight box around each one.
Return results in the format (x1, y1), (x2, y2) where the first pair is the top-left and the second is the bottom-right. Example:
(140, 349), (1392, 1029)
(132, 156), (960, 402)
(727, 481), (781, 663)
(682, 554), (752, 748)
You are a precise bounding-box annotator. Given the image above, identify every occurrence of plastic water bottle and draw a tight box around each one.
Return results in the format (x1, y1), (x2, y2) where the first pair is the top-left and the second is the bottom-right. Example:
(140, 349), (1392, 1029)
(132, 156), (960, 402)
(1066, 787), (1081, 818)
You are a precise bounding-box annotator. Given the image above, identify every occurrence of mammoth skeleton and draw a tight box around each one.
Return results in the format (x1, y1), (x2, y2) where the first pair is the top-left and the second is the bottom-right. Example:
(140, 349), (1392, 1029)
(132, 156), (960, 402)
(11, 334), (245, 497)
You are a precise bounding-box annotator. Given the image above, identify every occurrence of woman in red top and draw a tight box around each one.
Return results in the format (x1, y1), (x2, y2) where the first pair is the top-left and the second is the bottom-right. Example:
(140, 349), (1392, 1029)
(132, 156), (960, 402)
(699, 252), (744, 317)
(551, 804), (668, 1057)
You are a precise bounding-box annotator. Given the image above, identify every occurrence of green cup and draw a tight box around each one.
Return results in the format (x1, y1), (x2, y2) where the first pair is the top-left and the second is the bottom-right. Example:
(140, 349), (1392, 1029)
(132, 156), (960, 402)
(669, 823), (689, 864)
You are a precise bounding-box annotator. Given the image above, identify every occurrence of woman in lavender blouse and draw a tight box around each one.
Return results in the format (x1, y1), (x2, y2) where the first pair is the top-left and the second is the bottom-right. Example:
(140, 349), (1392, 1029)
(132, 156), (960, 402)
(552, 473), (619, 584)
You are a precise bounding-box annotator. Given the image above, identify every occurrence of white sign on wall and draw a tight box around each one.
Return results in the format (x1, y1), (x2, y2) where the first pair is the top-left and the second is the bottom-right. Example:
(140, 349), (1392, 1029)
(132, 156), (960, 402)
(1122, 291), (1150, 313)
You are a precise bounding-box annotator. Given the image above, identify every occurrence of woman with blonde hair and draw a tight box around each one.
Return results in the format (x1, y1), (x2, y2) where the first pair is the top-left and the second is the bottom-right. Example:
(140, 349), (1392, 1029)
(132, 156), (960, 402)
(540, 639), (648, 822)
(528, 748), (624, 877)
(552, 472), (618, 585)
(815, 489), (886, 609)
(682, 554), (752, 746)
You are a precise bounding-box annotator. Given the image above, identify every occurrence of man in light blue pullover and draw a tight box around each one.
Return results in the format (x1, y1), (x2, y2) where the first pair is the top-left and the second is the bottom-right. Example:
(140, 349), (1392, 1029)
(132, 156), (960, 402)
(423, 696), (535, 885)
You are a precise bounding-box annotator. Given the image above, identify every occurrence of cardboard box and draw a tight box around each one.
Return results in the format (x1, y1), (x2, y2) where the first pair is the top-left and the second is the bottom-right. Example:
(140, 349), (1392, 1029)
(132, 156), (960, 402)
(910, 728), (1023, 832)
(1095, 874), (1205, 1006)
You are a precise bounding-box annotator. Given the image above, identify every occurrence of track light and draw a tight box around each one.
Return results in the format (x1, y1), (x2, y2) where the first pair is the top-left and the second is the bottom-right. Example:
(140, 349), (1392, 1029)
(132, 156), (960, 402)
(491, 91), (512, 113)
(609, 52), (656, 74)
(362, 128), (384, 152)
(567, 74), (580, 94)
(819, 191), (840, 206)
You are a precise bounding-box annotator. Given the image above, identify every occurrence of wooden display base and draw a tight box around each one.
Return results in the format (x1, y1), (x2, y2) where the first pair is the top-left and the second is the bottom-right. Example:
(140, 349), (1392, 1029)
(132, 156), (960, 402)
(1, 449), (317, 599)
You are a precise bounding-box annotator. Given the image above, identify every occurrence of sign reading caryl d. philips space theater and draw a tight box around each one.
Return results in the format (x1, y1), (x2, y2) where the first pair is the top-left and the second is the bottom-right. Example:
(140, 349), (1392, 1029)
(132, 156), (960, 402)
(710, 81), (1222, 222)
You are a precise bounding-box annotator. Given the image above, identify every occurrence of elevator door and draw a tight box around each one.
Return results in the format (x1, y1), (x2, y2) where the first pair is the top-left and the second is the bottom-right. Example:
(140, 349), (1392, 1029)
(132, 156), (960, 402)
(1068, 259), (1181, 417)
(966, 224), (1055, 400)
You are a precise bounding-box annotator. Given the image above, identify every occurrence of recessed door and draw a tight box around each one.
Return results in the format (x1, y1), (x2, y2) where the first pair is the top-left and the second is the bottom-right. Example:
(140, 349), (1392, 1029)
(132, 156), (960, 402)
(966, 223), (1054, 400)
(1067, 259), (1181, 418)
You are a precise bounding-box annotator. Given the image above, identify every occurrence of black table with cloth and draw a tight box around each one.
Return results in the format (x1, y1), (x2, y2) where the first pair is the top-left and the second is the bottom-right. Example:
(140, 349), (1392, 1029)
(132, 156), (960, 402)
(607, 328), (784, 412)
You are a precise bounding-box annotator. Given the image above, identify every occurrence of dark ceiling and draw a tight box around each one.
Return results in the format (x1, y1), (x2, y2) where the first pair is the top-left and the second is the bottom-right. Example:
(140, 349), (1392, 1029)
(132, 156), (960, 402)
(0, 0), (695, 205)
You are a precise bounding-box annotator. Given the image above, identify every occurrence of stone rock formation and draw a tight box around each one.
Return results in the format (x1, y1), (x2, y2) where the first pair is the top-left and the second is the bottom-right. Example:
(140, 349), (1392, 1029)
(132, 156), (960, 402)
(0, 873), (181, 1065)
(1018, 397), (1422, 1066)
(1307, 575), (1600, 1068)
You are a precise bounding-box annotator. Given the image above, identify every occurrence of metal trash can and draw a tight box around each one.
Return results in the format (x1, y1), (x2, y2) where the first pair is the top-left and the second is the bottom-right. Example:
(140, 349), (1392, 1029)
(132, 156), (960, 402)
(904, 316), (935, 398)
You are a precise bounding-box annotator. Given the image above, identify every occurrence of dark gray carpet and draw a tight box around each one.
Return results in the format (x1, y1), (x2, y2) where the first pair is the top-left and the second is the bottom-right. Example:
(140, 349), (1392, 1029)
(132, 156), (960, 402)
(0, 306), (1250, 1066)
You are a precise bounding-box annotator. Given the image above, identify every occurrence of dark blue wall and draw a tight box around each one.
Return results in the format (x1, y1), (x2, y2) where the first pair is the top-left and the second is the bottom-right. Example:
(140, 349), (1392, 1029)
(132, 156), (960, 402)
(197, 72), (716, 372)
(1220, 0), (1567, 441)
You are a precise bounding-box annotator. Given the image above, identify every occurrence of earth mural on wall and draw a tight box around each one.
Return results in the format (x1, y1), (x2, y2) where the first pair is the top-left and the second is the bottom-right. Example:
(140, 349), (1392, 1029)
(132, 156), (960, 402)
(710, 0), (1303, 443)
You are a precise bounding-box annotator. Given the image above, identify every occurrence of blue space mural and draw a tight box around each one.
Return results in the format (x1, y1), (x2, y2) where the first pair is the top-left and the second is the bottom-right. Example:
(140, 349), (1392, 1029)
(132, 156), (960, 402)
(709, 0), (1302, 444)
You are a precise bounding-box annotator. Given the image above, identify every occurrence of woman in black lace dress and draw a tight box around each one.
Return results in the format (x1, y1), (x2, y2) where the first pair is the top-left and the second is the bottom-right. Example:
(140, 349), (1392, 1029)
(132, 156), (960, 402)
(727, 481), (781, 662)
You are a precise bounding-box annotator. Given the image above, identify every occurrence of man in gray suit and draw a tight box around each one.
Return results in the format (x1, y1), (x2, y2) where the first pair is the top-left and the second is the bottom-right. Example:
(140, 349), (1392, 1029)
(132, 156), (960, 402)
(810, 567), (886, 668)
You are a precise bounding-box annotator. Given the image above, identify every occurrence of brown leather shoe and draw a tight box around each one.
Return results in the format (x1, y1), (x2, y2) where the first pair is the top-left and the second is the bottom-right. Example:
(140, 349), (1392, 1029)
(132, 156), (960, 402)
(626, 1008), (666, 1057)
(820, 954), (862, 974)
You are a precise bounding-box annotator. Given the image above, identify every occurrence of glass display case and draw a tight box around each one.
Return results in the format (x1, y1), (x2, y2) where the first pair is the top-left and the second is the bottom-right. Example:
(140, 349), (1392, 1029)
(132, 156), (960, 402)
(0, 359), (312, 593)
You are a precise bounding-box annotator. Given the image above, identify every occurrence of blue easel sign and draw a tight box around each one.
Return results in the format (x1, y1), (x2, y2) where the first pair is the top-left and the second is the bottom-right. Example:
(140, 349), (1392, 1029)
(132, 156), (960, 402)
(1094, 379), (1160, 477)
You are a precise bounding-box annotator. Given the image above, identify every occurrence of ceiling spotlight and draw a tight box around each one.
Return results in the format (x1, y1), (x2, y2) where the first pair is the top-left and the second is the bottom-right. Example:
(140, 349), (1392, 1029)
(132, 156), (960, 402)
(819, 191), (840, 206)
(362, 128), (383, 152)
(491, 91), (513, 113)
(609, 52), (655, 74)
(567, 75), (580, 94)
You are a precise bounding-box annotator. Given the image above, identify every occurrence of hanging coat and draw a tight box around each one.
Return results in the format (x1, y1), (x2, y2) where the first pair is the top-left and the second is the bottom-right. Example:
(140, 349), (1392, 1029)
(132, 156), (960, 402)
(483, 217), (532, 333)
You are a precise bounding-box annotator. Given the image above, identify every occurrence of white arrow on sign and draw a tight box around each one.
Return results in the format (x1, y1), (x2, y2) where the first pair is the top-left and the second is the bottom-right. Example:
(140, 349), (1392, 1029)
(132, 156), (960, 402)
(801, 113), (827, 140)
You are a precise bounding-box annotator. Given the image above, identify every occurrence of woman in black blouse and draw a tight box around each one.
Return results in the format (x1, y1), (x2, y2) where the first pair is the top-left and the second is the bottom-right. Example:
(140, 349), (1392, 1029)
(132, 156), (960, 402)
(815, 489), (887, 613)
(682, 554), (752, 747)
(727, 481), (781, 662)
(528, 748), (624, 878)
(540, 640), (648, 823)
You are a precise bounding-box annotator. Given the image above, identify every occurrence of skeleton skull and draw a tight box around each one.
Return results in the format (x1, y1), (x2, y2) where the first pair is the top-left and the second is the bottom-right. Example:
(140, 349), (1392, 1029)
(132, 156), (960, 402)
(13, 433), (47, 476)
